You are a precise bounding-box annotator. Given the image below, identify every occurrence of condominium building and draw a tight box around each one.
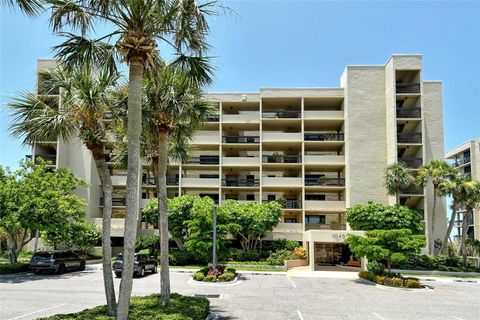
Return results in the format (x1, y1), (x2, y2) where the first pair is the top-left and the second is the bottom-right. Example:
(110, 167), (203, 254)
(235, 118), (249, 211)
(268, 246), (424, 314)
(446, 139), (480, 241)
(30, 55), (446, 270)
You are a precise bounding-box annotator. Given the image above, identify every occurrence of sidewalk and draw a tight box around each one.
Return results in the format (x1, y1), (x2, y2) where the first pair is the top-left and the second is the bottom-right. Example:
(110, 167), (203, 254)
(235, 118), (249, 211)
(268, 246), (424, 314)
(287, 266), (358, 279)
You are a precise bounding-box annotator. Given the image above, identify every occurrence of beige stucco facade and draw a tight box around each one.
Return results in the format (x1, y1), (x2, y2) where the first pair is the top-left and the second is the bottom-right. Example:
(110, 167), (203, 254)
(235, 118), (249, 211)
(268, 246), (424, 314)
(446, 139), (480, 241)
(30, 54), (447, 266)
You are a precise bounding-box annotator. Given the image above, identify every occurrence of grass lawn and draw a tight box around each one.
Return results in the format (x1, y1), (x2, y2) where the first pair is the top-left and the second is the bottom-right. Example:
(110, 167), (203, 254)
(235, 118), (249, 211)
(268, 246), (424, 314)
(170, 265), (285, 273)
(38, 293), (209, 320)
(402, 273), (480, 279)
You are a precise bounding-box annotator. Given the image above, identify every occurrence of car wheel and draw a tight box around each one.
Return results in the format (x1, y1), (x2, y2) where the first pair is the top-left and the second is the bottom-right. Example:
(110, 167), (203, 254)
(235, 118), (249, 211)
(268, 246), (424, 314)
(33, 269), (41, 275)
(140, 267), (145, 277)
(79, 261), (86, 271)
(152, 265), (157, 273)
(115, 272), (122, 278)
(57, 264), (66, 274)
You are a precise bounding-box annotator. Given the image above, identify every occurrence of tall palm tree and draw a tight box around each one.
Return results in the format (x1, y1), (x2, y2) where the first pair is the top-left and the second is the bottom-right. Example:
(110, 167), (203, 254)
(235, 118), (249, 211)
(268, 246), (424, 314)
(418, 160), (454, 255)
(143, 61), (212, 306)
(457, 181), (480, 266)
(2, 0), (44, 16)
(9, 66), (119, 314)
(47, 2), (222, 317)
(438, 172), (470, 255)
(384, 162), (413, 204)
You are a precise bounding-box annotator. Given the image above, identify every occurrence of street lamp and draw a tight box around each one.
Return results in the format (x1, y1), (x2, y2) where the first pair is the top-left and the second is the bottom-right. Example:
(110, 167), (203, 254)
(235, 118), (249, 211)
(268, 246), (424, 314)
(212, 204), (217, 268)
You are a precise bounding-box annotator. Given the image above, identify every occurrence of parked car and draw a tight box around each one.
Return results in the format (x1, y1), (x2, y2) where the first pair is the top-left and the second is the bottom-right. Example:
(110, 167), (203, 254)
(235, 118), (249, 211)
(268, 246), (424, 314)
(30, 251), (86, 274)
(112, 253), (157, 278)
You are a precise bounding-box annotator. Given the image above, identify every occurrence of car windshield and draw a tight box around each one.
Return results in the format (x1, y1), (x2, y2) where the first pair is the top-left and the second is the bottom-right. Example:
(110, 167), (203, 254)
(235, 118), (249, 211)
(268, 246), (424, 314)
(32, 253), (52, 260)
(116, 255), (123, 261)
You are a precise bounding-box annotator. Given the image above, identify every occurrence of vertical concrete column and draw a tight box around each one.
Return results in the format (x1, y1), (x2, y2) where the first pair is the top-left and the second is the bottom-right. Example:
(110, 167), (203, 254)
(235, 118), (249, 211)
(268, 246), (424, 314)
(360, 257), (368, 271)
(308, 241), (315, 271)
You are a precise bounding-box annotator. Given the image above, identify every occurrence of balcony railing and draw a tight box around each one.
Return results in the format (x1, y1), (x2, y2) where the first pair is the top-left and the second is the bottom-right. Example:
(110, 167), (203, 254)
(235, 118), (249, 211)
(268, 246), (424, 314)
(26, 154), (57, 165)
(398, 157), (423, 169)
(263, 199), (302, 209)
(305, 223), (346, 231)
(396, 107), (421, 118)
(183, 156), (219, 165)
(453, 158), (471, 167)
(206, 115), (220, 122)
(397, 132), (422, 143)
(222, 178), (260, 187)
(396, 83), (420, 94)
(223, 136), (260, 144)
(305, 177), (345, 186)
(399, 187), (423, 195)
(100, 197), (126, 206)
(304, 132), (344, 142)
(262, 110), (301, 119)
(262, 155), (302, 164)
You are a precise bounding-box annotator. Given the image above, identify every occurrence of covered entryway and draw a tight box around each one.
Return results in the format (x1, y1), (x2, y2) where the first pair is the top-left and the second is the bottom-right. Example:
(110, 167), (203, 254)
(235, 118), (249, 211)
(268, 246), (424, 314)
(314, 242), (344, 267)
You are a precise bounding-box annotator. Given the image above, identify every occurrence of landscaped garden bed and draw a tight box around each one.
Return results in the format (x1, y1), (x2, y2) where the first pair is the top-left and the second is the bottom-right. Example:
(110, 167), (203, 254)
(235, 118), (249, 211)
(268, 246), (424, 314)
(0, 262), (30, 274)
(359, 270), (422, 288)
(193, 266), (237, 282)
(38, 293), (210, 320)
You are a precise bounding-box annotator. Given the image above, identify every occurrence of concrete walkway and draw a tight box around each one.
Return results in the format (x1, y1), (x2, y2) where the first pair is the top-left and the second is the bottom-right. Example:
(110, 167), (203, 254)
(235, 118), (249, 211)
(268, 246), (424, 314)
(287, 265), (358, 279)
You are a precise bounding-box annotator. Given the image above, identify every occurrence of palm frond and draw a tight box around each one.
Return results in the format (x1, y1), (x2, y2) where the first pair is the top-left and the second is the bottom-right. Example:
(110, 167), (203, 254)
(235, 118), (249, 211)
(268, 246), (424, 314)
(3, 0), (44, 17)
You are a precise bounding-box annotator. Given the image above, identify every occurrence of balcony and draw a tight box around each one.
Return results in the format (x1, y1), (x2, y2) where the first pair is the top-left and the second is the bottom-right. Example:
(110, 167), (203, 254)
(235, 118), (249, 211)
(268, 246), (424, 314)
(399, 187), (424, 195)
(206, 115), (220, 122)
(453, 157), (471, 167)
(92, 218), (125, 237)
(263, 199), (302, 209)
(192, 132), (219, 144)
(396, 83), (420, 94)
(304, 200), (346, 212)
(262, 110), (301, 119)
(262, 155), (302, 164)
(262, 176), (302, 187)
(111, 175), (127, 186)
(398, 157), (423, 169)
(182, 177), (219, 188)
(305, 223), (346, 231)
(396, 107), (421, 119)
(263, 132), (302, 142)
(273, 223), (303, 233)
(397, 132), (422, 144)
(222, 113), (259, 123)
(222, 136), (260, 144)
(100, 197), (126, 207)
(222, 178), (260, 187)
(304, 110), (344, 120)
(184, 156), (219, 165)
(305, 177), (345, 186)
(222, 157), (259, 166)
(304, 154), (344, 166)
(304, 132), (344, 141)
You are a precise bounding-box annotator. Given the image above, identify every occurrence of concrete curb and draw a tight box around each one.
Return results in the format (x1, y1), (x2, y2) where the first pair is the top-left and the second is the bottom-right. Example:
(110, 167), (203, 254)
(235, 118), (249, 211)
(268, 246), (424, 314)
(357, 278), (433, 291)
(188, 277), (241, 286)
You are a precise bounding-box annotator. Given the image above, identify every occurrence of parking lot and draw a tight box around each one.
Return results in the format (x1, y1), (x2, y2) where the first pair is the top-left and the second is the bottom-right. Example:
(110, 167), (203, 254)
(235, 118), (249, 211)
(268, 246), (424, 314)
(1, 267), (479, 320)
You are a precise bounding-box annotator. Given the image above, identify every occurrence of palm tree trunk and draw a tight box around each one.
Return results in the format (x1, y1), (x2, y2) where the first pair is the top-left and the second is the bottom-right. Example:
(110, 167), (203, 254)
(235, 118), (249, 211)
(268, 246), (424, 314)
(440, 201), (457, 255)
(430, 187), (438, 255)
(458, 209), (471, 267)
(92, 147), (117, 315)
(117, 58), (144, 320)
(157, 129), (170, 306)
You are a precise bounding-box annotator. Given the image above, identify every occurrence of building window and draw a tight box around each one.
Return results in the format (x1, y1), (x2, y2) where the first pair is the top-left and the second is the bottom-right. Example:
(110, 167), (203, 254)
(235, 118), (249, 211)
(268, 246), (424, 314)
(305, 194), (326, 201)
(267, 194), (276, 201)
(284, 218), (297, 223)
(246, 194), (255, 201)
(305, 215), (326, 224)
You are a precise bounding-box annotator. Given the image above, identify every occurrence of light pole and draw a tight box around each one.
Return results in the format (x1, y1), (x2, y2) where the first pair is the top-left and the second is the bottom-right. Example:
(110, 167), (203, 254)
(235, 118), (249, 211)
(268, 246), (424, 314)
(212, 204), (217, 268)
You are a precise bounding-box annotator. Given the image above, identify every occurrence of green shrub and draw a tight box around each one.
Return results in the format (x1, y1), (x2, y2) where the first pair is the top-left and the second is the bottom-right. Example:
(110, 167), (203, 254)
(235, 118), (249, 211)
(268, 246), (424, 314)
(204, 275), (216, 282)
(218, 272), (235, 282)
(405, 278), (421, 288)
(193, 272), (205, 281)
(0, 263), (30, 274)
(267, 249), (298, 265)
(367, 261), (385, 276)
(137, 249), (150, 255)
(266, 239), (300, 252)
(384, 278), (393, 286)
(392, 278), (403, 287)
(358, 270), (370, 279)
(39, 293), (209, 320)
(292, 247), (308, 260)
(225, 268), (236, 274)
(169, 251), (198, 266)
(235, 251), (262, 262)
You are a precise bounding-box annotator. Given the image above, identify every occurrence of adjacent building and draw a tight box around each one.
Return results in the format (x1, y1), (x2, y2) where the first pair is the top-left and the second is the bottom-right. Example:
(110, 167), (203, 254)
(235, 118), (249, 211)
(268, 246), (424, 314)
(445, 139), (480, 241)
(30, 54), (446, 270)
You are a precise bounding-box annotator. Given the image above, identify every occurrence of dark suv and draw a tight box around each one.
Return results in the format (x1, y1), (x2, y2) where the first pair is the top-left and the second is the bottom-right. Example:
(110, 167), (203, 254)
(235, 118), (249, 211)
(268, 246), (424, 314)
(112, 253), (157, 278)
(30, 251), (86, 274)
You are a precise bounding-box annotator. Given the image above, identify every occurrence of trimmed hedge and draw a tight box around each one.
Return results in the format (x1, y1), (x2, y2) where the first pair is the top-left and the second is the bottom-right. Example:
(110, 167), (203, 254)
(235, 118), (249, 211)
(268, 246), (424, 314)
(38, 293), (209, 320)
(193, 266), (236, 283)
(0, 263), (30, 274)
(359, 271), (421, 289)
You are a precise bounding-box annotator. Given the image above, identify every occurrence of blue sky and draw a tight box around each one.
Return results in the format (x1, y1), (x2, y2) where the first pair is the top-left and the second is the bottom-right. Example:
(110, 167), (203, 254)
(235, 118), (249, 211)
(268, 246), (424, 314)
(1, 0), (479, 169)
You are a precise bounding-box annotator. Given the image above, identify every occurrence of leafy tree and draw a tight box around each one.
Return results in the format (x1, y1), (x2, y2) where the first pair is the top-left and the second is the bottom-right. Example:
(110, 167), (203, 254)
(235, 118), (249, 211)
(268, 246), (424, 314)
(345, 229), (425, 272)
(2, 0), (44, 16)
(48, 0), (223, 314)
(42, 220), (101, 255)
(384, 162), (413, 204)
(345, 201), (424, 233)
(9, 65), (119, 312)
(136, 234), (160, 258)
(418, 160), (455, 255)
(220, 200), (283, 251)
(0, 161), (86, 264)
(184, 196), (240, 263)
(456, 181), (480, 266)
